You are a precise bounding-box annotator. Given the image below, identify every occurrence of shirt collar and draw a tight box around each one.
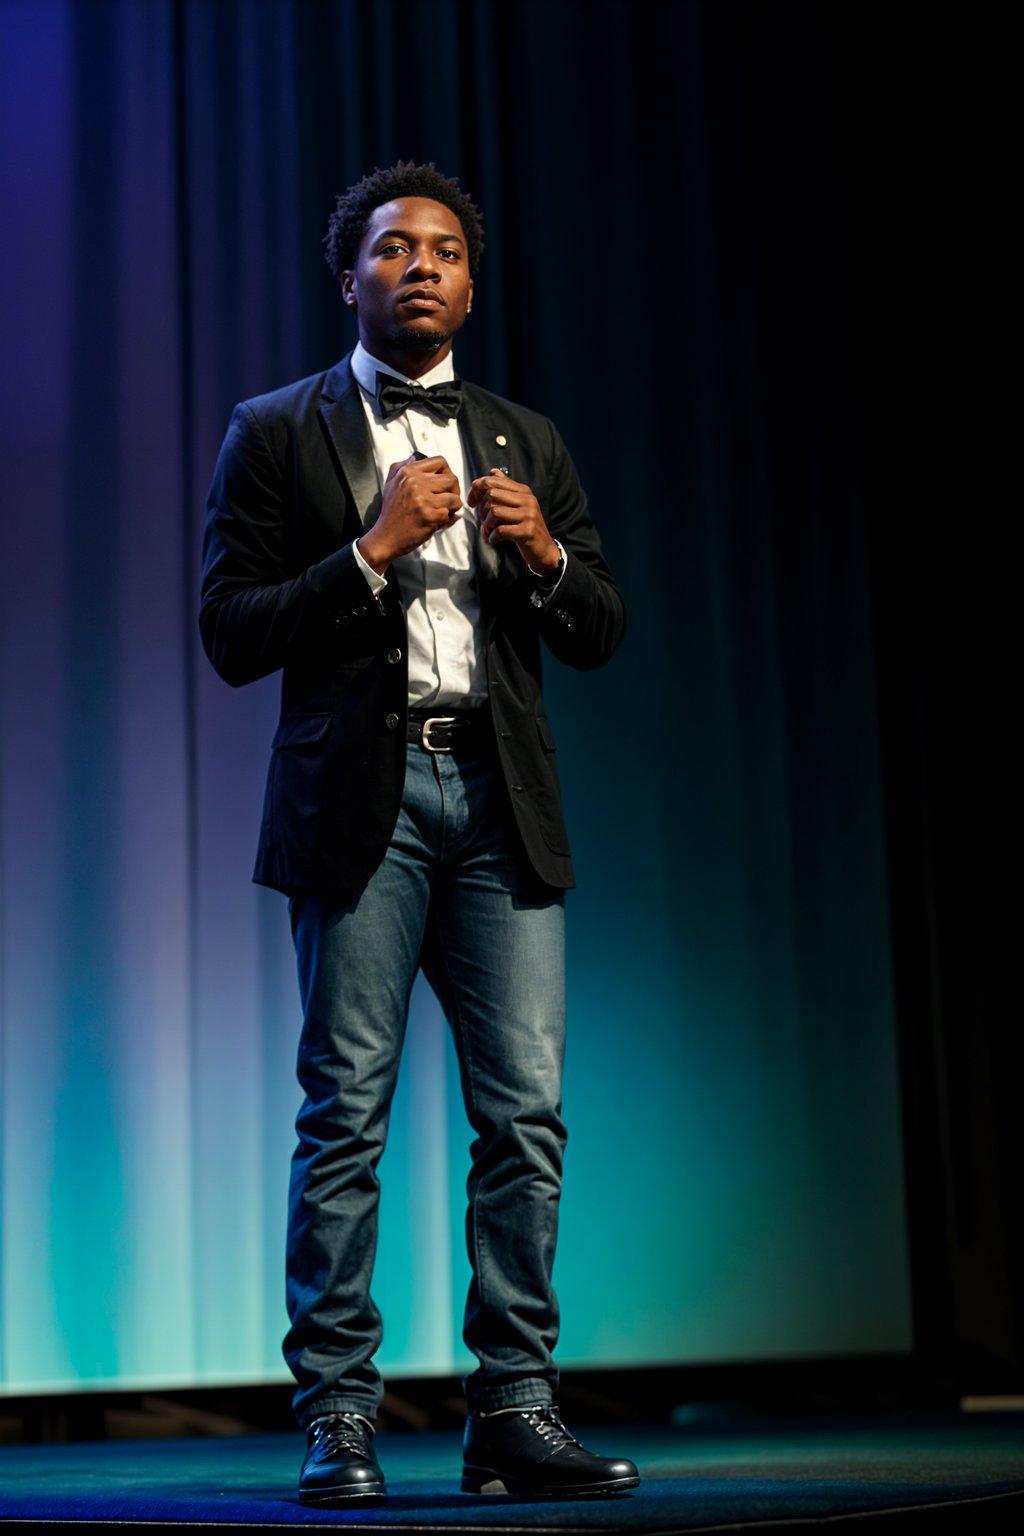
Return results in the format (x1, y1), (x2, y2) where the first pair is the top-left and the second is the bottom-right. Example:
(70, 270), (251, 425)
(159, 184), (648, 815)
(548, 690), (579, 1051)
(351, 341), (456, 403)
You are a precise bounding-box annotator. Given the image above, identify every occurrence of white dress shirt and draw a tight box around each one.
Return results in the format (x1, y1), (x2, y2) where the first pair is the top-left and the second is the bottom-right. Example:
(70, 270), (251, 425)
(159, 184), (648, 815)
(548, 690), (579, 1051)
(350, 342), (488, 709)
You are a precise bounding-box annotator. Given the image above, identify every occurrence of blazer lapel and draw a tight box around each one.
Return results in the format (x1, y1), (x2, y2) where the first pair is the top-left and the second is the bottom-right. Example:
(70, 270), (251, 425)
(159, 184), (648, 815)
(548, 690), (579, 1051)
(460, 388), (517, 585)
(319, 356), (381, 535)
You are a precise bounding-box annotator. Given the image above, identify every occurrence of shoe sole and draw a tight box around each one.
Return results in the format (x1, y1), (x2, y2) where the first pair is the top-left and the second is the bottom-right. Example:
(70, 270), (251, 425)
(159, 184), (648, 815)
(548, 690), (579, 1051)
(299, 1484), (387, 1506)
(462, 1465), (640, 1497)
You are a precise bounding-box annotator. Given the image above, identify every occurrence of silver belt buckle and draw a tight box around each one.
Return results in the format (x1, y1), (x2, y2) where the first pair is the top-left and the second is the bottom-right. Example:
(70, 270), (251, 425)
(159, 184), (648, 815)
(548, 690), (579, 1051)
(421, 715), (457, 753)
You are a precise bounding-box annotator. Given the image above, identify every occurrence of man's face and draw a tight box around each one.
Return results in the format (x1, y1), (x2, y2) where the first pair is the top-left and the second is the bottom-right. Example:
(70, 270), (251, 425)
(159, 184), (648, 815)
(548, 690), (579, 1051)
(341, 197), (473, 373)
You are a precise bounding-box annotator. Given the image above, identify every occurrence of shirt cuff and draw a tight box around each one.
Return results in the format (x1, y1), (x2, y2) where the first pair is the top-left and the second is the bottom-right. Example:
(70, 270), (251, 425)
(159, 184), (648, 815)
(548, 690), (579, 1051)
(527, 540), (567, 603)
(353, 538), (388, 595)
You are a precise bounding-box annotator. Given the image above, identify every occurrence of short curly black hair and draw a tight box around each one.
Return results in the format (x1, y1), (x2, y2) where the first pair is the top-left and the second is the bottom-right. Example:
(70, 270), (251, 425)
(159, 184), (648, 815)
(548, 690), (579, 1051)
(324, 161), (485, 280)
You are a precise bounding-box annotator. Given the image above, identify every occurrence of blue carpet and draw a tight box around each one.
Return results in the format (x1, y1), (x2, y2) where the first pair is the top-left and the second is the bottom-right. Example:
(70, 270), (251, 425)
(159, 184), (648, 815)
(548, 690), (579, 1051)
(0, 1413), (1022, 1530)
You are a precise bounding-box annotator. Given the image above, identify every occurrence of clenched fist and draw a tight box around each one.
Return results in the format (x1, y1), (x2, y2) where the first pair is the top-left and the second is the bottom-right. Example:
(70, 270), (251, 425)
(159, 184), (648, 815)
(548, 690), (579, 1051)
(467, 470), (560, 574)
(357, 455), (463, 573)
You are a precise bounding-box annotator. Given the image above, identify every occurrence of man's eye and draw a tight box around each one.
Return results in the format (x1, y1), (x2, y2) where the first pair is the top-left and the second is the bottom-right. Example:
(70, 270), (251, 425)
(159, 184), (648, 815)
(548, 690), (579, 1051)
(438, 249), (460, 261)
(379, 244), (407, 256)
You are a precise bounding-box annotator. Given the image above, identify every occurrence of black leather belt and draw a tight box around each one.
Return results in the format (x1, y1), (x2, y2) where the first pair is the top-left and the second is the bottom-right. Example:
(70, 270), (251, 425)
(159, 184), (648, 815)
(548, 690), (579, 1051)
(407, 710), (491, 754)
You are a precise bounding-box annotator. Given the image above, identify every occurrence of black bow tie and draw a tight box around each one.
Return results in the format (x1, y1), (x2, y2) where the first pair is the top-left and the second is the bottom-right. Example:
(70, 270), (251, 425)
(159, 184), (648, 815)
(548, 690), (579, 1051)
(375, 373), (463, 424)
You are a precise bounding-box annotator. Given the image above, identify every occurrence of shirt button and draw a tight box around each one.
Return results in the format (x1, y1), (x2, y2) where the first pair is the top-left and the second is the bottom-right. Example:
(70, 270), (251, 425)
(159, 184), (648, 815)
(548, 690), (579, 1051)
(385, 713), (399, 730)
(435, 611), (445, 622)
(387, 647), (402, 664)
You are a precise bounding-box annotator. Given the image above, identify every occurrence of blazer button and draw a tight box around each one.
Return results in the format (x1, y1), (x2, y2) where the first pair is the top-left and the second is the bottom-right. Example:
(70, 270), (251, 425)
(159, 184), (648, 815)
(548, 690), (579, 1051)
(556, 608), (568, 622)
(385, 712), (400, 730)
(387, 647), (402, 664)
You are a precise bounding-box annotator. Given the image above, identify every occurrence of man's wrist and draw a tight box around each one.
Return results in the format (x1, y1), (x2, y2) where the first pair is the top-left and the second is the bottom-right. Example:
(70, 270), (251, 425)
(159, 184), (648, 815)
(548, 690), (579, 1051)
(527, 539), (565, 583)
(354, 536), (389, 589)
(526, 539), (564, 580)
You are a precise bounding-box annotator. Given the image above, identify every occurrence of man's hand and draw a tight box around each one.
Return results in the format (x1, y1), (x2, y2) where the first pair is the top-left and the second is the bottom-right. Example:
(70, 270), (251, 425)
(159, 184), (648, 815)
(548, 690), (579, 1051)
(357, 455), (463, 573)
(467, 470), (561, 575)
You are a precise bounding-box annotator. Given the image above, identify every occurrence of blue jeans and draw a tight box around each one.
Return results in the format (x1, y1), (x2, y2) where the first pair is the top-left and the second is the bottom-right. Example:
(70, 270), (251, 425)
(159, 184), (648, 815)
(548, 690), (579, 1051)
(283, 738), (566, 1425)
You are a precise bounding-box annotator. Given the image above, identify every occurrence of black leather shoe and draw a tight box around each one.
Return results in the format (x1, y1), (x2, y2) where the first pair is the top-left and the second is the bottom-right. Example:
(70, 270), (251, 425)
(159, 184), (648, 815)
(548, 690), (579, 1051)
(298, 1412), (386, 1505)
(462, 1405), (640, 1497)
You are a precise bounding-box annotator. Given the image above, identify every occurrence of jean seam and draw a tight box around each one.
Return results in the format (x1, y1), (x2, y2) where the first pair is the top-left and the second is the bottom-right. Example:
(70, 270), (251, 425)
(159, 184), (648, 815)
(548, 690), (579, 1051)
(432, 911), (490, 1339)
(430, 748), (447, 853)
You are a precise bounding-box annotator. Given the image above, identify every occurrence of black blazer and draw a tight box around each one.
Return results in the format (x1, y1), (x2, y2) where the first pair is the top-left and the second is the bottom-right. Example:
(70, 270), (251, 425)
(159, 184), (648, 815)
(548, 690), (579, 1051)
(200, 354), (625, 894)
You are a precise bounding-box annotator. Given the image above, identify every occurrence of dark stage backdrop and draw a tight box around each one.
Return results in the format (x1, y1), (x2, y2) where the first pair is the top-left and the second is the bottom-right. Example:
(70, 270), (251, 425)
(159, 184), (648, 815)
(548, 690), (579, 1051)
(0, 0), (910, 1395)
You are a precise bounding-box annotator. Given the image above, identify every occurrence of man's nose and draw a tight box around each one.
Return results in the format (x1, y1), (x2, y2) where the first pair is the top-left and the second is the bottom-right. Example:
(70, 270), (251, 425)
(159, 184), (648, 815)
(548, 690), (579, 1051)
(405, 245), (440, 279)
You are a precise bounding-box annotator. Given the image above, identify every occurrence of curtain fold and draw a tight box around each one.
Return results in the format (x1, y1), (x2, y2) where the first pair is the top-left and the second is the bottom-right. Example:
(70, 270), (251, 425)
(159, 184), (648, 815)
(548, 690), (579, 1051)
(0, 0), (910, 1394)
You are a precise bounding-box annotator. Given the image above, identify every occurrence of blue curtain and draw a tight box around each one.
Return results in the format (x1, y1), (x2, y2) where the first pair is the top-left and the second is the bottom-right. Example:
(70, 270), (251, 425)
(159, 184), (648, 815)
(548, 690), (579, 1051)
(0, 0), (910, 1394)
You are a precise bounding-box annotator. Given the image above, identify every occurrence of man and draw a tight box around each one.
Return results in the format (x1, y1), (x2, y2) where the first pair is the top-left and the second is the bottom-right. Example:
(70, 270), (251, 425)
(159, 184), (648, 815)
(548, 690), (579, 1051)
(200, 162), (637, 1505)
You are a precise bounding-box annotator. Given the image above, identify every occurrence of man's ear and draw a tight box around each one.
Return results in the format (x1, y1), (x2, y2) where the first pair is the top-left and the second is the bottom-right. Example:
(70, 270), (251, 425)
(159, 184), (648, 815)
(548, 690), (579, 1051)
(340, 270), (357, 309)
(466, 278), (474, 316)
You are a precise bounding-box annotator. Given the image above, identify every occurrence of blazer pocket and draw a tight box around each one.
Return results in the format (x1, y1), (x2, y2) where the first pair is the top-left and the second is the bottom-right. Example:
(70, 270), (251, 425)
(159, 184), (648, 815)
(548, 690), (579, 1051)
(333, 651), (376, 670)
(271, 712), (333, 750)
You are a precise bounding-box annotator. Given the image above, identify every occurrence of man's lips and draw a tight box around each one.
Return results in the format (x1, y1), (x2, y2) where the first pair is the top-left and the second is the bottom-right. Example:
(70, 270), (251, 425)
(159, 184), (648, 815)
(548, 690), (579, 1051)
(399, 288), (445, 310)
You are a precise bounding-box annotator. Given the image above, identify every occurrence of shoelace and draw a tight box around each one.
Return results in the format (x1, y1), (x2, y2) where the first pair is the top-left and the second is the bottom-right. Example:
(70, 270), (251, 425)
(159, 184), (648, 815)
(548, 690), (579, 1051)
(522, 1407), (581, 1450)
(311, 1414), (372, 1456)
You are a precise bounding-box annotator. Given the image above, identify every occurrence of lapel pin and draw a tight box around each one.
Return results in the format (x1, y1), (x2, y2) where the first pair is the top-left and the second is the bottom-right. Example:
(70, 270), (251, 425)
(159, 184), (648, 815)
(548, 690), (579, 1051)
(495, 434), (507, 447)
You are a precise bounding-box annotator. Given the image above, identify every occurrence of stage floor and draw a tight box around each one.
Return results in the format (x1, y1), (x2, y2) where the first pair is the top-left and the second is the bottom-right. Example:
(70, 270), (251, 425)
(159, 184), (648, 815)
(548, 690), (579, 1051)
(1, 1410), (1022, 1533)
